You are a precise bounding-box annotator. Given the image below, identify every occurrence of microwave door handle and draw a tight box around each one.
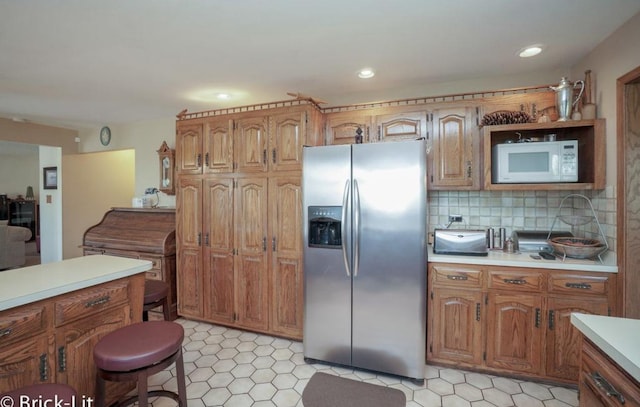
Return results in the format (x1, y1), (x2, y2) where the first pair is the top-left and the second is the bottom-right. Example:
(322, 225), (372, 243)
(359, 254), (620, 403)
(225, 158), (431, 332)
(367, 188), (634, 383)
(341, 179), (350, 277)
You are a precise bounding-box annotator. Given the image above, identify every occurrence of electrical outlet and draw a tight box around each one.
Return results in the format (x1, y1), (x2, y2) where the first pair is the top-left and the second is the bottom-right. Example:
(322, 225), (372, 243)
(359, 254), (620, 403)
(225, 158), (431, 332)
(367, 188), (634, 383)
(448, 215), (463, 223)
(145, 187), (158, 194)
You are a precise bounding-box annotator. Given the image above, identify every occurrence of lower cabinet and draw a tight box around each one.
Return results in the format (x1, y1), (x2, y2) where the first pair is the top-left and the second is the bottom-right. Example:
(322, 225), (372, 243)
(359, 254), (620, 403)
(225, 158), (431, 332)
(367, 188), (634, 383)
(579, 339), (640, 406)
(427, 262), (614, 384)
(176, 173), (304, 340)
(0, 274), (144, 402)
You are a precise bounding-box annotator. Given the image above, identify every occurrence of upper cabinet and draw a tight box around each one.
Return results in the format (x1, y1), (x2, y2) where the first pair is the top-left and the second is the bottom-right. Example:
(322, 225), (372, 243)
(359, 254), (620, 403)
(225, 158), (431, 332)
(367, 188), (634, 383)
(374, 111), (427, 142)
(177, 105), (320, 175)
(428, 106), (480, 190)
(325, 113), (372, 145)
(483, 119), (606, 190)
(325, 110), (428, 145)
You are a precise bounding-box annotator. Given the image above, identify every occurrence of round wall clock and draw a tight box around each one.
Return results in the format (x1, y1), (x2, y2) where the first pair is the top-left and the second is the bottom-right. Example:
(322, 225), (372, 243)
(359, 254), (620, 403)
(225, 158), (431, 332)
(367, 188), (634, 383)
(100, 126), (111, 146)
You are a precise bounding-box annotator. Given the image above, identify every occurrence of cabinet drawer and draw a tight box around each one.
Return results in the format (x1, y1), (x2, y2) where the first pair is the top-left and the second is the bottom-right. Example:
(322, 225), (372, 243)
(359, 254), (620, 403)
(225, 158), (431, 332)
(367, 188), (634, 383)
(488, 269), (543, 291)
(549, 273), (610, 296)
(580, 340), (640, 406)
(140, 256), (163, 280)
(55, 280), (129, 326)
(0, 305), (49, 345)
(431, 264), (482, 288)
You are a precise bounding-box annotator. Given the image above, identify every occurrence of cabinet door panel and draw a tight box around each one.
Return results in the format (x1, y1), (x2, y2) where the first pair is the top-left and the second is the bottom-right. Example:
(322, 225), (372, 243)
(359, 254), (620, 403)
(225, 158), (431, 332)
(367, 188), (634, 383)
(546, 297), (609, 381)
(375, 111), (427, 142)
(325, 114), (371, 145)
(270, 112), (305, 171)
(0, 335), (51, 391)
(204, 118), (234, 173)
(429, 107), (479, 189)
(176, 178), (202, 249)
(56, 306), (131, 404)
(235, 178), (268, 331)
(486, 293), (543, 374)
(204, 178), (235, 323)
(270, 176), (303, 338)
(430, 288), (482, 365)
(235, 117), (268, 173)
(176, 123), (203, 174)
(176, 248), (203, 318)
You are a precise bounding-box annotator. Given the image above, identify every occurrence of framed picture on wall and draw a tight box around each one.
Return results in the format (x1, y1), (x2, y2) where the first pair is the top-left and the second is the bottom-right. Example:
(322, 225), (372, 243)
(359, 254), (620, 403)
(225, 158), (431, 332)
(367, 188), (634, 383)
(43, 166), (58, 190)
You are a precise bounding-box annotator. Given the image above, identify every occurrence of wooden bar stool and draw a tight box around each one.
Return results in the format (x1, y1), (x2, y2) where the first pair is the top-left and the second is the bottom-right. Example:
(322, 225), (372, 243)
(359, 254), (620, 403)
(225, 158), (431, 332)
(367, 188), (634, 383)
(1, 383), (77, 402)
(143, 279), (170, 321)
(93, 321), (187, 407)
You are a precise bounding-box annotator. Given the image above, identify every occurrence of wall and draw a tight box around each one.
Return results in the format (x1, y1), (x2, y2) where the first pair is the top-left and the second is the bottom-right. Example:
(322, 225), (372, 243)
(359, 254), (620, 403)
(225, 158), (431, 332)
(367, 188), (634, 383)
(0, 118), (78, 154)
(571, 11), (640, 187)
(77, 118), (176, 207)
(62, 150), (135, 259)
(428, 187), (617, 253)
(39, 145), (62, 263)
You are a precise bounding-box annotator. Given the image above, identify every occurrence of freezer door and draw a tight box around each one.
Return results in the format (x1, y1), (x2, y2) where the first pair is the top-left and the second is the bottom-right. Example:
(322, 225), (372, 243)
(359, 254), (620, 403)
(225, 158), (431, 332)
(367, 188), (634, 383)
(351, 139), (427, 380)
(302, 144), (352, 366)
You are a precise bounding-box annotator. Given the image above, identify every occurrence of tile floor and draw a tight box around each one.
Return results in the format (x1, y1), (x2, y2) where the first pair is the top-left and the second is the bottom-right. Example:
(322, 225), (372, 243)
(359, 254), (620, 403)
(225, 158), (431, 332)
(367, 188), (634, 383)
(148, 319), (579, 407)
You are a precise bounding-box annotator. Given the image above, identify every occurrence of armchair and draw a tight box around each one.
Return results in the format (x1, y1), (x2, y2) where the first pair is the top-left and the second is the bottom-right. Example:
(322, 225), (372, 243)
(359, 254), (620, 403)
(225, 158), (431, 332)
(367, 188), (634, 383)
(0, 220), (32, 270)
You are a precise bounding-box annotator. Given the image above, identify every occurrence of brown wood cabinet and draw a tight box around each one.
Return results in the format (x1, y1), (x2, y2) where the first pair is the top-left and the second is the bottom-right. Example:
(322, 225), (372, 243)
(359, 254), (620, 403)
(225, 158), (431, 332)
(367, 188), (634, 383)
(325, 112), (372, 145)
(176, 103), (321, 340)
(0, 274), (144, 405)
(579, 339), (640, 406)
(428, 264), (483, 366)
(428, 106), (480, 190)
(427, 262), (615, 384)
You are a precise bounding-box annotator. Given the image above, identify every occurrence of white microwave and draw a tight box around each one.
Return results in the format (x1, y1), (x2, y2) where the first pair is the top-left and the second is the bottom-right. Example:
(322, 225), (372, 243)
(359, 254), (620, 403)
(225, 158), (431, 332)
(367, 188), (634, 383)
(492, 140), (578, 183)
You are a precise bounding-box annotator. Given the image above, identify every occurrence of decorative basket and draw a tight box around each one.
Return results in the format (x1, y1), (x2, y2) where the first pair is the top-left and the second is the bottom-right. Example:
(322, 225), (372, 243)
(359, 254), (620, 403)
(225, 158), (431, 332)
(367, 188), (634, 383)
(548, 237), (606, 259)
(480, 110), (533, 126)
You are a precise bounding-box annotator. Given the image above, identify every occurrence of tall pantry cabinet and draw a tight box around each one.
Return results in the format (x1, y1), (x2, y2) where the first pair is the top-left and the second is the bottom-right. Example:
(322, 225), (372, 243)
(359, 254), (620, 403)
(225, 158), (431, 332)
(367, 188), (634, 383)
(175, 102), (323, 340)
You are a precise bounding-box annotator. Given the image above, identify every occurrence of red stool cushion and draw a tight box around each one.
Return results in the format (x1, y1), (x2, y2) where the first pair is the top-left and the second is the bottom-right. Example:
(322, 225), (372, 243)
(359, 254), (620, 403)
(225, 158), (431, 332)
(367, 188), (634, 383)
(94, 321), (183, 372)
(144, 280), (169, 304)
(1, 383), (77, 401)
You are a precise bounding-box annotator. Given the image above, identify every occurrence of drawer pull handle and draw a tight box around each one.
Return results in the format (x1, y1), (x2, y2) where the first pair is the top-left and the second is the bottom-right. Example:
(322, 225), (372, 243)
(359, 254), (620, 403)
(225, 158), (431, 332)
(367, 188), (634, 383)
(476, 303), (481, 321)
(39, 353), (48, 381)
(592, 371), (625, 404)
(504, 278), (527, 285)
(565, 282), (592, 290)
(447, 275), (468, 281)
(0, 328), (12, 338)
(85, 296), (110, 308)
(535, 308), (541, 328)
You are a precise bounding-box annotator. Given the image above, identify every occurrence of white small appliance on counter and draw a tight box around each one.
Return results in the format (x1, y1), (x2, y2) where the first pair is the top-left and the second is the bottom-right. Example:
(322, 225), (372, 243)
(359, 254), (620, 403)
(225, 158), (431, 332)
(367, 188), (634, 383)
(492, 140), (578, 183)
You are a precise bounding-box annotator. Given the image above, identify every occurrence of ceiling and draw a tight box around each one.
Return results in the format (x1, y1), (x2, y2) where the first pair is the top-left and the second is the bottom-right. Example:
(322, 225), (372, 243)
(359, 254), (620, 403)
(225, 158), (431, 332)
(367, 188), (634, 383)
(1, 0), (639, 129)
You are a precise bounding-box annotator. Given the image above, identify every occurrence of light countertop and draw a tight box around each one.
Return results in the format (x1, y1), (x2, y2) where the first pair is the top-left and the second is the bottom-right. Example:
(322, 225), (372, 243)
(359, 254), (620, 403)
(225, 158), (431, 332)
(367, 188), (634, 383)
(428, 246), (617, 273)
(0, 255), (152, 311)
(571, 313), (640, 382)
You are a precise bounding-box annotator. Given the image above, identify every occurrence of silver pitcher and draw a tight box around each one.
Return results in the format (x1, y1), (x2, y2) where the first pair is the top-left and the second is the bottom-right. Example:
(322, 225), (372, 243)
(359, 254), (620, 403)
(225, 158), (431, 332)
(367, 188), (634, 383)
(550, 77), (584, 121)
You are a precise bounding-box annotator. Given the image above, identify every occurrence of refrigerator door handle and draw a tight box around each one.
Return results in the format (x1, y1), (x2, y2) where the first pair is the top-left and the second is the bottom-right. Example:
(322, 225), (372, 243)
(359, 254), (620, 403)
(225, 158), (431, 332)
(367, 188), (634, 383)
(353, 179), (360, 277)
(341, 179), (351, 277)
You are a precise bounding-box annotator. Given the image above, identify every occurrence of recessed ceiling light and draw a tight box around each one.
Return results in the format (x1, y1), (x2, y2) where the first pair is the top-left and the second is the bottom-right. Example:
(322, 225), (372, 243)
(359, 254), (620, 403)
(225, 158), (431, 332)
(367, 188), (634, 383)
(358, 68), (375, 79)
(518, 45), (543, 58)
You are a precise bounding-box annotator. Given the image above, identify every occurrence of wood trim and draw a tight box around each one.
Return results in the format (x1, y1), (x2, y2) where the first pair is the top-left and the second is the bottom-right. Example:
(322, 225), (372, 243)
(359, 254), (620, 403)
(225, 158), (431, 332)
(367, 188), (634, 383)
(617, 65), (640, 318)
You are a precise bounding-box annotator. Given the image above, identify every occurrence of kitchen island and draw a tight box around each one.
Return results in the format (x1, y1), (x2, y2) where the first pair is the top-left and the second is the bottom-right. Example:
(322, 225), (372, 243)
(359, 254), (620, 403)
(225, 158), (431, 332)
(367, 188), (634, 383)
(571, 314), (640, 406)
(0, 255), (150, 402)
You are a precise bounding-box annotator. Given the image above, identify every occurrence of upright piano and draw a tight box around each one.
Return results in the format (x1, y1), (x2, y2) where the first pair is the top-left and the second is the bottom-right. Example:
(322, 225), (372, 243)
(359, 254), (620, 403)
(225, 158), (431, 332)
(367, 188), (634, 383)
(82, 207), (177, 320)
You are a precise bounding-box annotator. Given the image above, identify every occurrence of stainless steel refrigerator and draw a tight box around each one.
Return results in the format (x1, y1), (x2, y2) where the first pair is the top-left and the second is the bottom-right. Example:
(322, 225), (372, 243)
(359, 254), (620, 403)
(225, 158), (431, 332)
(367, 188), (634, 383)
(302, 139), (427, 381)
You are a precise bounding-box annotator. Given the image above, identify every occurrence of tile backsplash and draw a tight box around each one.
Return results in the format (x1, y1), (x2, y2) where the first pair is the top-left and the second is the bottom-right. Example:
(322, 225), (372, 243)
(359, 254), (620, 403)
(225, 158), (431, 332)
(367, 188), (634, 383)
(427, 186), (617, 253)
